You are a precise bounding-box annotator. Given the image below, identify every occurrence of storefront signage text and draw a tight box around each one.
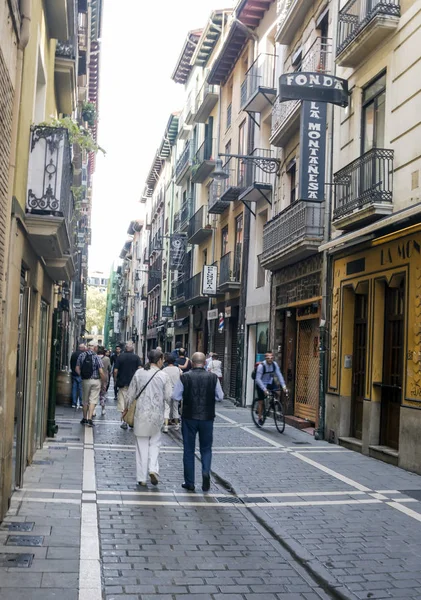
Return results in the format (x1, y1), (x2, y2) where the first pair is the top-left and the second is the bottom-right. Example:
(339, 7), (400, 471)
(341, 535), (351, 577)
(279, 72), (349, 107)
(380, 238), (421, 266)
(202, 265), (218, 296)
(299, 100), (327, 202)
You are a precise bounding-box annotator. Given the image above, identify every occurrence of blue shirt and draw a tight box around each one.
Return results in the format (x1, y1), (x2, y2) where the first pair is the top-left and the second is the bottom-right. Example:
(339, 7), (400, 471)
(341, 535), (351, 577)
(255, 360), (286, 392)
(172, 372), (224, 402)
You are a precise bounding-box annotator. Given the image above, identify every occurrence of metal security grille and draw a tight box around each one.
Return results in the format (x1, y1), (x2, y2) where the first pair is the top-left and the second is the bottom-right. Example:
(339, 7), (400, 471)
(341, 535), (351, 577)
(295, 319), (319, 423)
(229, 318), (239, 398)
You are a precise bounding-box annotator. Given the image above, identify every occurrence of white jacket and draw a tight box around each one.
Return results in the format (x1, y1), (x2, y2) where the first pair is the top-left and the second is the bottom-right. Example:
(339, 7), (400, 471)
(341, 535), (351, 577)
(126, 366), (171, 437)
(208, 359), (222, 378)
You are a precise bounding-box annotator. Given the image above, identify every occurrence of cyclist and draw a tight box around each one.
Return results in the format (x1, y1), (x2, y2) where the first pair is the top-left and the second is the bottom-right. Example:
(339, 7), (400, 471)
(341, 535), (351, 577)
(255, 351), (287, 426)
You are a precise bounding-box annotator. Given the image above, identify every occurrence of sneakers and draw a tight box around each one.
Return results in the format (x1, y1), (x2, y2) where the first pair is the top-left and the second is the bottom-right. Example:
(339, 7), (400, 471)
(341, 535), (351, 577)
(174, 423), (180, 432)
(120, 422), (128, 430)
(182, 482), (195, 492)
(87, 419), (94, 428)
(80, 418), (88, 425)
(138, 481), (147, 487)
(258, 418), (264, 426)
(149, 472), (159, 486)
(72, 404), (77, 408)
(101, 407), (106, 416)
(163, 425), (168, 433)
(202, 473), (211, 492)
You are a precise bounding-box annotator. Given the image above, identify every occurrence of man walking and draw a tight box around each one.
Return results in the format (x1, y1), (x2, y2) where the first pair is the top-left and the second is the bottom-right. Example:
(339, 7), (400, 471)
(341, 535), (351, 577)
(111, 345), (123, 399)
(114, 341), (142, 429)
(162, 354), (181, 432)
(70, 343), (85, 408)
(172, 352), (223, 492)
(76, 342), (107, 427)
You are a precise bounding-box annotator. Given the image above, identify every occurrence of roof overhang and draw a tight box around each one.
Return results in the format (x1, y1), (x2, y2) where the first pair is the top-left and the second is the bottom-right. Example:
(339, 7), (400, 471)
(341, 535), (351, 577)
(207, 21), (250, 86)
(191, 10), (232, 67)
(171, 30), (202, 84)
(127, 221), (143, 235)
(236, 0), (273, 29)
(144, 113), (179, 196)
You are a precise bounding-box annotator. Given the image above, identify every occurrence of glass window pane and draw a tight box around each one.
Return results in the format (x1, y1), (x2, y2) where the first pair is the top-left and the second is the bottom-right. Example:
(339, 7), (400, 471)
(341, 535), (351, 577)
(363, 73), (386, 105)
(363, 102), (375, 153)
(375, 91), (386, 148)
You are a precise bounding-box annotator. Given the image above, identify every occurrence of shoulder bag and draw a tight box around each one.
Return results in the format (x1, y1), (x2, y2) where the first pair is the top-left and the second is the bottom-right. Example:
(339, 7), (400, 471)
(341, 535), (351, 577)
(123, 369), (160, 427)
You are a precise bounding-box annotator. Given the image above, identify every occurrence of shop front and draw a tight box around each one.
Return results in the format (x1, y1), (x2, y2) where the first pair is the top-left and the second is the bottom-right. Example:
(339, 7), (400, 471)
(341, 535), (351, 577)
(325, 225), (421, 472)
(271, 254), (323, 426)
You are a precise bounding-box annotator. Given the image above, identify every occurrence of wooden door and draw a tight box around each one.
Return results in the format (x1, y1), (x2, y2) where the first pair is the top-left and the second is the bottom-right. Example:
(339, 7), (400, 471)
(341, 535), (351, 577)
(380, 281), (404, 449)
(352, 294), (368, 439)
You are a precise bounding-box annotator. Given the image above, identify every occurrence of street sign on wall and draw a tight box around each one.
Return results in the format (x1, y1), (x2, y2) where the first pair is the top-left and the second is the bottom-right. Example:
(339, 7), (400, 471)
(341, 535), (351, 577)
(161, 305), (173, 318)
(202, 265), (218, 296)
(207, 309), (218, 320)
(279, 72), (349, 107)
(299, 100), (327, 202)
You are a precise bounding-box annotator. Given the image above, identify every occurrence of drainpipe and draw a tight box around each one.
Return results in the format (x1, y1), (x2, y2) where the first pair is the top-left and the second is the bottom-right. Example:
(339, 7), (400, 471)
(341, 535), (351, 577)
(315, 6), (338, 441)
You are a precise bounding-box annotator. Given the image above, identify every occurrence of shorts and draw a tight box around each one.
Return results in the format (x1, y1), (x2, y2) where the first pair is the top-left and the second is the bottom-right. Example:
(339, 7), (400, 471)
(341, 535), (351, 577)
(82, 379), (101, 407)
(256, 382), (279, 401)
(117, 387), (129, 412)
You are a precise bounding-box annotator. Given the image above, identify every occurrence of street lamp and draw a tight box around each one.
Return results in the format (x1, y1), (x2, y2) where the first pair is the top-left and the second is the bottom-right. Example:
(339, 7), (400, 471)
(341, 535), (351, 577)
(212, 158), (229, 181)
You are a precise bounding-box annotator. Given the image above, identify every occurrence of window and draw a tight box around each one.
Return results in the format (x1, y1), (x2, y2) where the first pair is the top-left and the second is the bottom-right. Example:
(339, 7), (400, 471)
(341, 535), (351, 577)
(233, 214), (243, 280)
(256, 210), (267, 288)
(221, 226), (228, 257)
(238, 120), (247, 186)
(362, 73), (386, 153)
(292, 48), (302, 72)
(287, 160), (297, 204)
(203, 249), (208, 266)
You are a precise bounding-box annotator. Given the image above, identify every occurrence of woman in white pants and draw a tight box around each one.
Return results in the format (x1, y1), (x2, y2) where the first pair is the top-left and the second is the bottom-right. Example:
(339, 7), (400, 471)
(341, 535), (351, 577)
(124, 349), (171, 486)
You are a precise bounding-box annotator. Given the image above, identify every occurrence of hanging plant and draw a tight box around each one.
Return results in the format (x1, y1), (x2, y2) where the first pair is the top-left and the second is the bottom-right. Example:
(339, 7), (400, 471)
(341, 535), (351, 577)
(81, 101), (97, 127)
(39, 116), (105, 155)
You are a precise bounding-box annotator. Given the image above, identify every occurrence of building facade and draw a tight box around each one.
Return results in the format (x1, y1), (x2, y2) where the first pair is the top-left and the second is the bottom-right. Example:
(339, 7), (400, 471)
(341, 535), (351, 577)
(0, 0), (102, 521)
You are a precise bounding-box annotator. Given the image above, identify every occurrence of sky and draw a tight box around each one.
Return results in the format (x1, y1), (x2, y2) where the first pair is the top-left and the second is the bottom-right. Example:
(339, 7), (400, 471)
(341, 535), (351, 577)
(89, 0), (235, 276)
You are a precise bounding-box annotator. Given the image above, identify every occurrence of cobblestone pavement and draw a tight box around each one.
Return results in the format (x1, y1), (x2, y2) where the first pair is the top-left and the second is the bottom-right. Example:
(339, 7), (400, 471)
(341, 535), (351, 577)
(2, 389), (421, 600)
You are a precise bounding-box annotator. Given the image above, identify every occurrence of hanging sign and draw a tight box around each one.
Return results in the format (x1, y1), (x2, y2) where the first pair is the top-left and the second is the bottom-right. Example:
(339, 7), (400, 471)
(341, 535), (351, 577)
(202, 265), (218, 296)
(298, 100), (327, 203)
(225, 306), (232, 318)
(169, 234), (187, 269)
(218, 312), (224, 334)
(207, 309), (218, 320)
(161, 305), (173, 318)
(279, 72), (349, 107)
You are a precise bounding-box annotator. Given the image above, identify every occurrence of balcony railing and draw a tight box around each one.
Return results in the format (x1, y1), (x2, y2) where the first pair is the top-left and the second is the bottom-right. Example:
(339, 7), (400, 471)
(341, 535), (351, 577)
(219, 248), (242, 291)
(195, 82), (219, 123)
(175, 140), (193, 183)
(173, 211), (180, 233)
(78, 26), (88, 50)
(188, 205), (212, 245)
(192, 137), (216, 183)
(240, 53), (277, 112)
(271, 38), (332, 145)
(56, 38), (77, 60)
(185, 272), (204, 304)
(148, 257), (162, 293)
(337, 0), (400, 58)
(171, 279), (185, 303)
(180, 195), (194, 231)
(185, 90), (196, 124)
(208, 180), (231, 214)
(333, 148), (394, 227)
(260, 201), (324, 270)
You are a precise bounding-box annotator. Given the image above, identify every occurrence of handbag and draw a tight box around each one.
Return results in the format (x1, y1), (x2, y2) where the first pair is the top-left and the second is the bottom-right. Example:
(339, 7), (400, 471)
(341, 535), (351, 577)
(123, 369), (160, 427)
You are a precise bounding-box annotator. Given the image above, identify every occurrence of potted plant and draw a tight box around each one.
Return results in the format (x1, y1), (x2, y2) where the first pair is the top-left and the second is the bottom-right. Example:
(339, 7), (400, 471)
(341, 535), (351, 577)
(81, 101), (97, 127)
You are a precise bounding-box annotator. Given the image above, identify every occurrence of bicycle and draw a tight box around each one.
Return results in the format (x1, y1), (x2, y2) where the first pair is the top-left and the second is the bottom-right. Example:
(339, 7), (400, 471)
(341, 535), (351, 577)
(251, 389), (286, 433)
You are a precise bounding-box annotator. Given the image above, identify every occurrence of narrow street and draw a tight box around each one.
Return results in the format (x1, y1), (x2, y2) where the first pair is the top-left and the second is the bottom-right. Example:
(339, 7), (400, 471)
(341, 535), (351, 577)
(1, 389), (421, 600)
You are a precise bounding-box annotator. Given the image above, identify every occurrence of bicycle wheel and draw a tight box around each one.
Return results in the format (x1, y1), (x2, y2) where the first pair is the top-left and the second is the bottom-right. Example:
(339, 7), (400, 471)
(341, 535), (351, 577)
(273, 400), (285, 433)
(251, 397), (266, 428)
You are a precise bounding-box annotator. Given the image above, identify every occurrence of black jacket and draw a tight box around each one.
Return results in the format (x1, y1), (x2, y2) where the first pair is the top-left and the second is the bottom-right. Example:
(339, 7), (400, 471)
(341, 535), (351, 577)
(181, 368), (218, 421)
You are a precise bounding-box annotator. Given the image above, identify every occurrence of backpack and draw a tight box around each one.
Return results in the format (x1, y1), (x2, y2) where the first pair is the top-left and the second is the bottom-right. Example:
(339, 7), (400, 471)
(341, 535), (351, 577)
(251, 362), (266, 381)
(81, 353), (94, 380)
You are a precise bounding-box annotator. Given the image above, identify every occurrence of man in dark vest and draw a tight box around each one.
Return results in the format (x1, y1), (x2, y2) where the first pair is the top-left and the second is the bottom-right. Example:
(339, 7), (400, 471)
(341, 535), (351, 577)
(172, 352), (223, 492)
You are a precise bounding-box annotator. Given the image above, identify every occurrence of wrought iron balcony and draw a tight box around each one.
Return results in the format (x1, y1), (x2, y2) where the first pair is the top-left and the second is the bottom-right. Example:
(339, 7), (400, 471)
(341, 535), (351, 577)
(218, 249), (242, 292)
(55, 38), (77, 60)
(78, 26), (88, 51)
(191, 137), (216, 183)
(26, 126), (75, 281)
(195, 82), (219, 123)
(238, 149), (277, 204)
(185, 272), (206, 305)
(333, 148), (394, 231)
(170, 279), (185, 306)
(188, 206), (212, 245)
(148, 257), (162, 293)
(276, 0), (309, 45)
(270, 38), (332, 147)
(337, 0), (400, 67)
(208, 180), (230, 215)
(175, 140), (193, 185)
(260, 201), (324, 271)
(173, 211), (180, 233)
(240, 53), (277, 114)
(185, 91), (197, 125)
(180, 195), (194, 231)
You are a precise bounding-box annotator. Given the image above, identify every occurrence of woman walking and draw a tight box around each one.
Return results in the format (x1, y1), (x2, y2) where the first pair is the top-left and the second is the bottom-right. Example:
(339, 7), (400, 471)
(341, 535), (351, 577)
(123, 349), (171, 486)
(208, 352), (223, 386)
(162, 354), (181, 432)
